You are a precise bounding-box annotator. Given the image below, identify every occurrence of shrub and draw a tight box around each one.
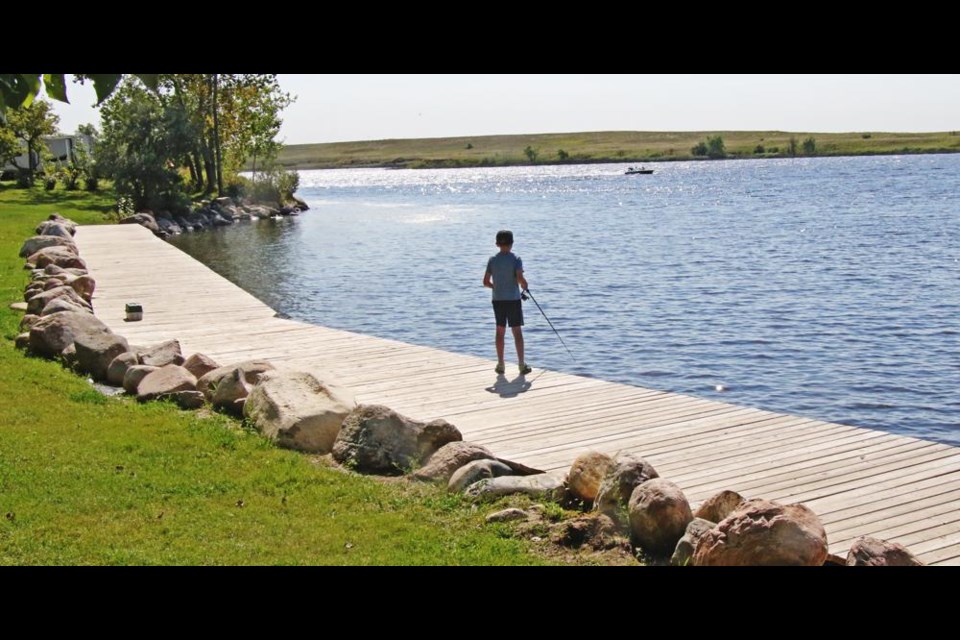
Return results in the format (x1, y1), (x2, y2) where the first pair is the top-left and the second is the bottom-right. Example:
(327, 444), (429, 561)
(755, 144), (765, 154)
(44, 176), (57, 190)
(85, 176), (99, 191)
(691, 142), (708, 156)
(862, 133), (872, 139)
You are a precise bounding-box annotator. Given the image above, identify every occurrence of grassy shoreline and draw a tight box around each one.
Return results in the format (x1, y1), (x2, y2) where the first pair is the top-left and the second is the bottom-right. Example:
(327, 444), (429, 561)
(0, 184), (556, 565)
(276, 130), (960, 170)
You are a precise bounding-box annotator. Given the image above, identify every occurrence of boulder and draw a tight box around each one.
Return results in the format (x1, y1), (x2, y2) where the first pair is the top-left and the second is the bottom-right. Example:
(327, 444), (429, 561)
(107, 352), (140, 386)
(212, 368), (253, 414)
(137, 339), (184, 367)
(40, 297), (91, 317)
(123, 365), (159, 395)
(65, 275), (96, 303)
(670, 518), (715, 567)
(136, 364), (198, 402)
(197, 360), (275, 400)
(59, 343), (78, 368)
(628, 478), (693, 557)
(19, 314), (41, 331)
(27, 246), (86, 270)
(182, 353), (220, 379)
(40, 214), (77, 234)
(244, 371), (356, 453)
(448, 459), (515, 493)
(36, 221), (73, 238)
(694, 490), (745, 524)
(74, 332), (130, 381)
(27, 285), (90, 316)
(693, 499), (828, 566)
(332, 404), (461, 475)
(9, 301), (28, 312)
(411, 441), (497, 482)
(594, 452), (660, 514)
(28, 311), (112, 358)
(156, 217), (183, 236)
(119, 212), (160, 234)
(19, 235), (77, 258)
(464, 474), (564, 502)
(845, 536), (924, 566)
(567, 451), (615, 503)
(15, 333), (30, 350)
(42, 277), (67, 291)
(42, 264), (66, 276)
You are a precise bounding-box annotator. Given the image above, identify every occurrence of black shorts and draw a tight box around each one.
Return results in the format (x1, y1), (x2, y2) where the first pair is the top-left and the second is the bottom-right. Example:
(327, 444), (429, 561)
(493, 300), (524, 327)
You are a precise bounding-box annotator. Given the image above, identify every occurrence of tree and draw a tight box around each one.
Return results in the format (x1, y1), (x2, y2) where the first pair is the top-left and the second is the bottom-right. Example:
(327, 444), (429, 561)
(691, 141), (708, 156)
(4, 100), (59, 184)
(523, 145), (539, 163)
(0, 126), (19, 171)
(706, 135), (726, 159)
(97, 80), (182, 211)
(802, 137), (816, 155)
(787, 136), (798, 156)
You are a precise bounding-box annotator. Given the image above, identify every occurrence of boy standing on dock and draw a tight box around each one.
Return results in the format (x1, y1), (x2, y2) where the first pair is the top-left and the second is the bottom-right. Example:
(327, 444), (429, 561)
(483, 230), (532, 375)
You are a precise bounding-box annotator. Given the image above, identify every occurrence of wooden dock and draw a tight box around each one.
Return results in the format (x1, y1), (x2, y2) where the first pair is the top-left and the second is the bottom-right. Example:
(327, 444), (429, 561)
(74, 224), (960, 565)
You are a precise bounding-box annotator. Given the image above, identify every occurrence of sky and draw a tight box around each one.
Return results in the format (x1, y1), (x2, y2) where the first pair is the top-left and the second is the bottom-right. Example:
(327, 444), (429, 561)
(50, 74), (960, 145)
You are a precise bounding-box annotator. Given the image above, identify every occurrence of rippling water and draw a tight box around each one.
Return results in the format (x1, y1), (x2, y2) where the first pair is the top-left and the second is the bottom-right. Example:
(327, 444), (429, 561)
(170, 155), (960, 445)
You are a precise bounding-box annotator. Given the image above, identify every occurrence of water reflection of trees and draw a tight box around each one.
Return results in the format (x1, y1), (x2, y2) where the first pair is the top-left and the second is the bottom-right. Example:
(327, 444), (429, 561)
(168, 219), (301, 311)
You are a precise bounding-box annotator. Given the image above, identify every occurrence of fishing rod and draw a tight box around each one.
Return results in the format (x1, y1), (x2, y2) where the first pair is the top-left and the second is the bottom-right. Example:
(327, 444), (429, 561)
(522, 289), (576, 362)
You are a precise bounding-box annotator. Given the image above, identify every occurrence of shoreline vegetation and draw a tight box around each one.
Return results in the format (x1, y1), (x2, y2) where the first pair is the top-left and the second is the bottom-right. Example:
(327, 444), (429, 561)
(275, 129), (960, 170)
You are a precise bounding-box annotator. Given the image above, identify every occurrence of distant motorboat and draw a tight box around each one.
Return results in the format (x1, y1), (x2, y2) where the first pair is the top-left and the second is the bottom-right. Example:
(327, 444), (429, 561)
(625, 166), (654, 175)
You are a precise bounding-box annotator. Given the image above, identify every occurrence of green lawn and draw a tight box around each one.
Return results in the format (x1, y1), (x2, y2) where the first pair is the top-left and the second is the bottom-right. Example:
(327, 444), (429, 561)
(0, 183), (547, 565)
(276, 130), (960, 170)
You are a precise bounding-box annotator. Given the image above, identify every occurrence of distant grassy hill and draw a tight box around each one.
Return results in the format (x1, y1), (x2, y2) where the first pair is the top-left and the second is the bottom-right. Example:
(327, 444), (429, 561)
(276, 130), (960, 170)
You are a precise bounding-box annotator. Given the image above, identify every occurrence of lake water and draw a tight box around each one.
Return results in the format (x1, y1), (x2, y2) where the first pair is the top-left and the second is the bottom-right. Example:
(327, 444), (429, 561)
(170, 155), (960, 446)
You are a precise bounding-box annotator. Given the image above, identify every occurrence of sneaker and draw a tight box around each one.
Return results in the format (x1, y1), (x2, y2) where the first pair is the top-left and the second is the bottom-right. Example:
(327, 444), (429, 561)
(494, 362), (505, 375)
(518, 362), (532, 375)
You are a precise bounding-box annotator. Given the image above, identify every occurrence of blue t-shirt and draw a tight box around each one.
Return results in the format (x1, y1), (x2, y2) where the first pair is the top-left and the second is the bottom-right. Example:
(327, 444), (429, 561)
(486, 252), (523, 301)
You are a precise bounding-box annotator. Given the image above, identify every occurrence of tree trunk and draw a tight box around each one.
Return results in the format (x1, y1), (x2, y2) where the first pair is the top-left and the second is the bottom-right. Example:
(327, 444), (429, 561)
(212, 74), (224, 197)
(192, 150), (205, 191)
(186, 155), (198, 187)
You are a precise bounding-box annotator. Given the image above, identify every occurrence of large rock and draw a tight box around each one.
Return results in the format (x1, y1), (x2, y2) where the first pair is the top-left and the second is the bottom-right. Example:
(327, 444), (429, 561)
(38, 215), (77, 235)
(19, 235), (77, 258)
(595, 452), (660, 514)
(107, 352), (140, 386)
(182, 353), (220, 379)
(212, 368), (253, 414)
(123, 365), (159, 395)
(448, 459), (515, 493)
(694, 490), (744, 524)
(27, 285), (90, 316)
(136, 364), (198, 402)
(628, 478), (693, 557)
(244, 371), (356, 453)
(19, 314), (41, 331)
(15, 333), (30, 350)
(464, 474), (564, 502)
(845, 536), (924, 566)
(138, 339), (184, 367)
(27, 246), (86, 270)
(411, 441), (496, 482)
(40, 296), (91, 317)
(73, 332), (130, 382)
(693, 499), (828, 566)
(197, 360), (275, 400)
(670, 517), (715, 567)
(567, 451), (615, 503)
(28, 311), (112, 358)
(119, 212), (160, 234)
(65, 275), (96, 303)
(332, 404), (461, 475)
(36, 221), (74, 238)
